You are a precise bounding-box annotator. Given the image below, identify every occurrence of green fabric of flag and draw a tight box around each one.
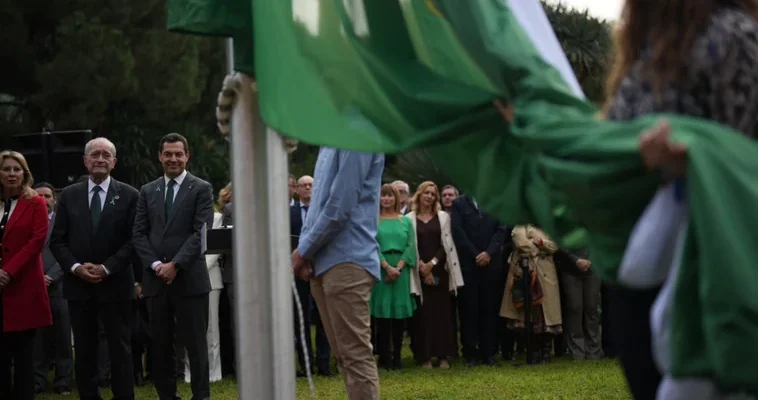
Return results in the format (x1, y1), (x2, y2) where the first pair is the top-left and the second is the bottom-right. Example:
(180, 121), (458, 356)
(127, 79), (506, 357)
(265, 0), (758, 393)
(167, 0), (254, 76)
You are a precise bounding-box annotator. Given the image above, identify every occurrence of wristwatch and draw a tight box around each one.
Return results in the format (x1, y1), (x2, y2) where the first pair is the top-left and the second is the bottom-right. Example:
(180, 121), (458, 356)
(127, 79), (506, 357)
(431, 258), (438, 266)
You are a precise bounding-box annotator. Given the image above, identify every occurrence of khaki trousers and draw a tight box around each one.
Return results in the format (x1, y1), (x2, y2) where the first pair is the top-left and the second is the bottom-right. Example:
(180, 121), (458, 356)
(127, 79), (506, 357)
(311, 263), (379, 400)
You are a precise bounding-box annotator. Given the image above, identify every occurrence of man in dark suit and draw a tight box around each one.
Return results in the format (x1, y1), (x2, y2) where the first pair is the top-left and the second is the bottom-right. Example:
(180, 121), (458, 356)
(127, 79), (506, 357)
(290, 175), (333, 377)
(220, 201), (236, 376)
(132, 133), (214, 400)
(50, 138), (139, 400)
(32, 182), (73, 395)
(451, 195), (508, 366)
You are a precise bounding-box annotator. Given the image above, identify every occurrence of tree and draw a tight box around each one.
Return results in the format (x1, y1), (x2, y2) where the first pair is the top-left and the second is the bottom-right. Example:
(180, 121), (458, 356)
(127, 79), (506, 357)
(0, 0), (230, 190)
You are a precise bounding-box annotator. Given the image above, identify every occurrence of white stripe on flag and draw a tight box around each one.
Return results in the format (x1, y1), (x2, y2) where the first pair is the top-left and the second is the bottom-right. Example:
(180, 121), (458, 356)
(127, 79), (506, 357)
(505, 0), (585, 98)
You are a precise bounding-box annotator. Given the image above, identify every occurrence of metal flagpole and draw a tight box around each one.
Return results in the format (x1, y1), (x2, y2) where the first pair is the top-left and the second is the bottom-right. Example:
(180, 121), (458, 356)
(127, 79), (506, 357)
(226, 38), (296, 399)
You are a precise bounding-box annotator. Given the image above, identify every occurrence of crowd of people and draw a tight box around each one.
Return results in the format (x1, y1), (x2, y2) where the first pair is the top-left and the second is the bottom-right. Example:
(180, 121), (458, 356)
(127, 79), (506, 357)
(289, 173), (605, 377)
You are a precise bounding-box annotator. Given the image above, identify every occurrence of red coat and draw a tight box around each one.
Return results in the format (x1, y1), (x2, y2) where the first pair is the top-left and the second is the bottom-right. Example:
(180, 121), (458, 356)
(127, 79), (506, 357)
(1, 194), (52, 332)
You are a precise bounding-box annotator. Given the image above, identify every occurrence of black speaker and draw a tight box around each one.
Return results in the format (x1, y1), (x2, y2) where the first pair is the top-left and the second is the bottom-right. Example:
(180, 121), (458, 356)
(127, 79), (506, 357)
(12, 130), (92, 189)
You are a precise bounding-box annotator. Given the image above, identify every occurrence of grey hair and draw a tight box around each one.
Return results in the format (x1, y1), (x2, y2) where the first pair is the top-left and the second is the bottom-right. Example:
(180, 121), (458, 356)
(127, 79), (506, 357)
(441, 185), (459, 196)
(84, 137), (117, 157)
(391, 180), (409, 192)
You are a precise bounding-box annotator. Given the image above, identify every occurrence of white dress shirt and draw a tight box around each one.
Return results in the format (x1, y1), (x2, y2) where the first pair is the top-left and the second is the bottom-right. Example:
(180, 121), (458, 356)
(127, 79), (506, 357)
(163, 170), (187, 202)
(151, 170), (188, 271)
(71, 176), (112, 274)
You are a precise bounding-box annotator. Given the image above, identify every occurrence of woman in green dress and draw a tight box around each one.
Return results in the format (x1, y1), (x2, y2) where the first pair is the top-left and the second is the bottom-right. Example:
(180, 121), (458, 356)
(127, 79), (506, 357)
(370, 184), (417, 370)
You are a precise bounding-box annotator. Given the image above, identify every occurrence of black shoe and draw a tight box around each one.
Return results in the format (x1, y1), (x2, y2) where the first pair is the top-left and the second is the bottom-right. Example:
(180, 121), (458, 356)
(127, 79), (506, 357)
(53, 386), (72, 395)
(34, 386), (45, 395)
(377, 357), (392, 371)
(483, 357), (498, 367)
(296, 370), (307, 378)
(98, 378), (110, 388)
(465, 358), (478, 367)
(317, 368), (335, 377)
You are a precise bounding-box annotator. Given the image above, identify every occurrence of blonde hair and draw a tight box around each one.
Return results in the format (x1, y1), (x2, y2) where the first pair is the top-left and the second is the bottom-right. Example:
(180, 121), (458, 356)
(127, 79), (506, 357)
(380, 183), (402, 214)
(0, 151), (37, 200)
(411, 181), (441, 214)
(218, 182), (232, 209)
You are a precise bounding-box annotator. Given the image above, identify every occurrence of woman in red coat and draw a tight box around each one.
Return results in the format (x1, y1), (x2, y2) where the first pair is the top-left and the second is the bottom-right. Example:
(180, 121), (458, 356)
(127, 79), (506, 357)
(0, 150), (52, 400)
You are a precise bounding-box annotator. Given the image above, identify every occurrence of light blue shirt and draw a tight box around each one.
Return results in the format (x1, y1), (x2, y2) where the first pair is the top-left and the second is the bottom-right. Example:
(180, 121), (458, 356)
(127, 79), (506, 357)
(297, 148), (384, 280)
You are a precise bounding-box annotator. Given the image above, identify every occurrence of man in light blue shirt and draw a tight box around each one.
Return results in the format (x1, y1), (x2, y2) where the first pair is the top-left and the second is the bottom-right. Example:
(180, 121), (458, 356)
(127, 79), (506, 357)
(291, 147), (383, 400)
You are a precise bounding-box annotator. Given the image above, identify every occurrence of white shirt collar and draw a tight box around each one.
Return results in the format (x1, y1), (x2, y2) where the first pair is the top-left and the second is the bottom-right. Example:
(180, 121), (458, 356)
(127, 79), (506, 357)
(164, 170), (188, 187)
(88, 176), (111, 194)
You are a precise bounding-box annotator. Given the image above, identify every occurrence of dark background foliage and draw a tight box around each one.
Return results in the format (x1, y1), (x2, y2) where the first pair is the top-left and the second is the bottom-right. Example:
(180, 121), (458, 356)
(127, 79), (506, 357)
(0, 0), (612, 194)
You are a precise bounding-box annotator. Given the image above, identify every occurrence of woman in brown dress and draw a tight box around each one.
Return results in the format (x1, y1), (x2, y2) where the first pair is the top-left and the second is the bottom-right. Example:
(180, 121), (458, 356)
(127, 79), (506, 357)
(407, 181), (463, 369)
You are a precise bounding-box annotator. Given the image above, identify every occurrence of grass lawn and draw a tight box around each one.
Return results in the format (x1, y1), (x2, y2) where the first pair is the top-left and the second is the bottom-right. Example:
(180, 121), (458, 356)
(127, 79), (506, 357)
(37, 356), (630, 399)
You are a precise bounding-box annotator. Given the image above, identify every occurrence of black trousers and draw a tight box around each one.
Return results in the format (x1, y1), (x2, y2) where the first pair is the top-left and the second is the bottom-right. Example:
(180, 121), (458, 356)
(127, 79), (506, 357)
(0, 328), (37, 400)
(294, 278), (331, 372)
(375, 318), (405, 364)
(33, 295), (73, 391)
(131, 298), (151, 379)
(608, 285), (662, 400)
(457, 270), (502, 362)
(69, 300), (134, 400)
(147, 293), (209, 400)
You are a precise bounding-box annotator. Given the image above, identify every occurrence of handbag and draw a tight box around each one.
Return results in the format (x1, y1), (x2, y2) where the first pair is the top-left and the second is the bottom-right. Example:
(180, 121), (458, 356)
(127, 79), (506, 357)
(513, 266), (544, 309)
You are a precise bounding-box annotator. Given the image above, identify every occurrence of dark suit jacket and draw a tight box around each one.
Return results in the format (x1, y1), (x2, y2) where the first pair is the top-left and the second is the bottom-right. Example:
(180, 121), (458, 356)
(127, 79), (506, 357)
(50, 178), (139, 302)
(42, 213), (64, 297)
(290, 201), (306, 251)
(450, 196), (508, 274)
(132, 172), (214, 298)
(220, 202), (233, 284)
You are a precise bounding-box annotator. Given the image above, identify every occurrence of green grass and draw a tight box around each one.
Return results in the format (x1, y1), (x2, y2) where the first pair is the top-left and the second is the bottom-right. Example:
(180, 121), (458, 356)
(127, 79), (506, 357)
(37, 356), (629, 399)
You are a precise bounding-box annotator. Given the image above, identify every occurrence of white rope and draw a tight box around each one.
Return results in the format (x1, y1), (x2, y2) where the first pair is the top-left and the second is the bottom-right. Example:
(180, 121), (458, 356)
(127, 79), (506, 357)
(217, 74), (300, 154)
(292, 280), (316, 400)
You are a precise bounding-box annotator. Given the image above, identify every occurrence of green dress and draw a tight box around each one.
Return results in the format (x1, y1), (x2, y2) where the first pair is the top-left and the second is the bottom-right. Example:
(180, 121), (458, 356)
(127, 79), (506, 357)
(369, 216), (417, 319)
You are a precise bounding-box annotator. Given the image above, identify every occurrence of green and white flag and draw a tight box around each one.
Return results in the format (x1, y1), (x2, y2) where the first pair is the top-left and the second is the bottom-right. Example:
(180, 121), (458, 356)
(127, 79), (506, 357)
(167, 0), (758, 394)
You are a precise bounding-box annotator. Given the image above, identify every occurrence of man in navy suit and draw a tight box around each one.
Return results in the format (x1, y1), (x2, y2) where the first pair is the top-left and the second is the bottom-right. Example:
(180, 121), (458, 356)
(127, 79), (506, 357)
(451, 195), (509, 366)
(290, 175), (333, 377)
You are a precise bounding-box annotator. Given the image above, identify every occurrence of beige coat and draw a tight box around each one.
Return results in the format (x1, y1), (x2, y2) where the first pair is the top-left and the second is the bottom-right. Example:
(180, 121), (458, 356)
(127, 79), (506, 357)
(500, 225), (562, 327)
(206, 212), (224, 290)
(407, 211), (464, 304)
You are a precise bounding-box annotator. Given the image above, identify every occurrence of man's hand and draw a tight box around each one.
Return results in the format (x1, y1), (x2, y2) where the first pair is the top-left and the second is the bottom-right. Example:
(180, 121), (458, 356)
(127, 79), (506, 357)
(0, 270), (10, 289)
(576, 259), (592, 272)
(76, 263), (103, 284)
(88, 264), (108, 279)
(292, 250), (313, 281)
(44, 275), (53, 287)
(135, 284), (144, 299)
(156, 262), (178, 284)
(423, 274), (435, 286)
(475, 252), (491, 267)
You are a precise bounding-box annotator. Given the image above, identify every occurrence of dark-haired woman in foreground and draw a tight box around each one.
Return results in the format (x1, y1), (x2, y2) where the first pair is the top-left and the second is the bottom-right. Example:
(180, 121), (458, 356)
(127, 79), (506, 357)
(603, 0), (758, 398)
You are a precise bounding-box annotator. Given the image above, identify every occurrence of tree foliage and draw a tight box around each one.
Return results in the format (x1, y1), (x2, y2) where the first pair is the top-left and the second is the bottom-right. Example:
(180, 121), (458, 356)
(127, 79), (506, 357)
(0, 0), (229, 190)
